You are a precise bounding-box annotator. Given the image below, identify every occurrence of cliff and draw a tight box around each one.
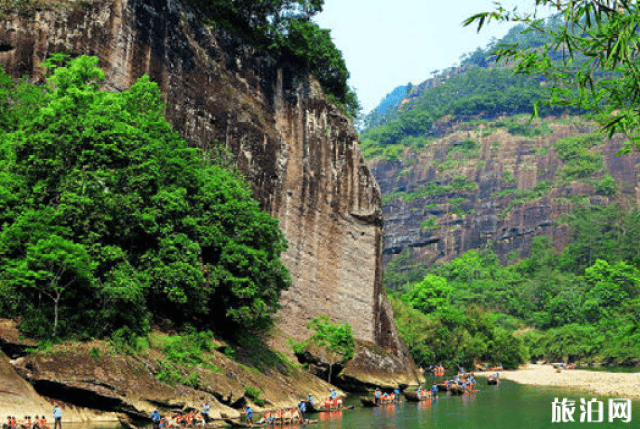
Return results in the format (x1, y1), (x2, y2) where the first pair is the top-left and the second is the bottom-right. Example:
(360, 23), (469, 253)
(367, 116), (640, 268)
(0, 0), (416, 409)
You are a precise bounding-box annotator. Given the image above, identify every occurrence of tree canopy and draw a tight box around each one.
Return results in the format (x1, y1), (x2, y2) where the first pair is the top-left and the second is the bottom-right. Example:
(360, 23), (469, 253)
(389, 203), (640, 367)
(0, 55), (291, 339)
(465, 0), (640, 151)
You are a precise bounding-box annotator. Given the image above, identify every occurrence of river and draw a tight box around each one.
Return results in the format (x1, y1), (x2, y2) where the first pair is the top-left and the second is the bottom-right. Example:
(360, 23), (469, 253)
(83, 380), (639, 429)
(307, 380), (639, 429)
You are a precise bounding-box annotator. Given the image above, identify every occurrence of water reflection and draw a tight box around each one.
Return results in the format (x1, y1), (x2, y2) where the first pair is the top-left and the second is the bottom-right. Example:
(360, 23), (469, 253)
(318, 410), (342, 422)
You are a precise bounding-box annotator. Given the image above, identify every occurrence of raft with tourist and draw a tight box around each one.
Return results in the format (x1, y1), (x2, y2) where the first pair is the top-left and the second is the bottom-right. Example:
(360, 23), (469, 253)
(402, 389), (430, 402)
(305, 390), (353, 413)
(487, 373), (500, 385)
(223, 417), (319, 428)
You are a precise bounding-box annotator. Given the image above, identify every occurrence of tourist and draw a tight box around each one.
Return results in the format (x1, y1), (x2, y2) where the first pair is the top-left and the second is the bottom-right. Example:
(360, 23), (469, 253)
(243, 406), (253, 424)
(150, 410), (161, 429)
(298, 399), (306, 422)
(201, 402), (210, 423)
(52, 406), (61, 429)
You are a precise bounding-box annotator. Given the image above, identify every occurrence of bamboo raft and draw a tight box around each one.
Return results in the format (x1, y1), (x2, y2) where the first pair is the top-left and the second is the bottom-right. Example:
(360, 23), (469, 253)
(402, 390), (430, 402)
(222, 418), (318, 428)
(487, 377), (499, 385)
(448, 385), (465, 396)
(360, 396), (378, 407)
(304, 402), (354, 413)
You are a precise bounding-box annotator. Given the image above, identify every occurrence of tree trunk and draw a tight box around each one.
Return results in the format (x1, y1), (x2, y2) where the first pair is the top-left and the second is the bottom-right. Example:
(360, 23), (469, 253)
(53, 292), (61, 336)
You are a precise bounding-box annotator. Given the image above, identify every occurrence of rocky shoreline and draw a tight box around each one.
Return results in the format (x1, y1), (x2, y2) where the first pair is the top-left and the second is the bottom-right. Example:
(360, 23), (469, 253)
(491, 363), (640, 399)
(0, 319), (417, 424)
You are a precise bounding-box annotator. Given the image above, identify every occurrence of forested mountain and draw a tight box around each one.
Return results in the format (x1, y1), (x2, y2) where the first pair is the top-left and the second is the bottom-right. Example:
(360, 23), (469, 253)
(362, 84), (410, 130)
(361, 13), (640, 369)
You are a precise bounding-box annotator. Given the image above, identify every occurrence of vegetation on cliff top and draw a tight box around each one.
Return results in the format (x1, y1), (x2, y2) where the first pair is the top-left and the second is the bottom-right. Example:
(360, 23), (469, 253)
(0, 0), (359, 117)
(0, 54), (290, 340)
(188, 0), (359, 117)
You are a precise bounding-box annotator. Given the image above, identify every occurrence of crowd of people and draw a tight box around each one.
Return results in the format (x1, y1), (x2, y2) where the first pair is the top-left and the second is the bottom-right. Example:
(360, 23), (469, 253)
(150, 409), (207, 429)
(3, 416), (50, 429)
(371, 387), (401, 405)
(3, 404), (62, 429)
(441, 372), (477, 392)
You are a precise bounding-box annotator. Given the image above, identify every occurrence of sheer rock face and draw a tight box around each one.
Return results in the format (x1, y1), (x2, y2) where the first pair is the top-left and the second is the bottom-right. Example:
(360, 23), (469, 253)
(368, 121), (640, 266)
(0, 0), (414, 376)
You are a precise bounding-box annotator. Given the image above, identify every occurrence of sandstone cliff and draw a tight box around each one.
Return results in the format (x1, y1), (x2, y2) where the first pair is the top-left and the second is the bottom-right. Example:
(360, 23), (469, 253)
(0, 0), (417, 410)
(367, 116), (640, 268)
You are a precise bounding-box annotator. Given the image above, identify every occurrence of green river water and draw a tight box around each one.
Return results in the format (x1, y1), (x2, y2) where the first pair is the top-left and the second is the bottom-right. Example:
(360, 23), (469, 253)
(86, 380), (639, 429)
(308, 380), (638, 429)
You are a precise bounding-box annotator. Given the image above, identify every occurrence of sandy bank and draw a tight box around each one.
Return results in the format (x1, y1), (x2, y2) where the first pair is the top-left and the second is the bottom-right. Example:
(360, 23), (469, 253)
(488, 363), (640, 399)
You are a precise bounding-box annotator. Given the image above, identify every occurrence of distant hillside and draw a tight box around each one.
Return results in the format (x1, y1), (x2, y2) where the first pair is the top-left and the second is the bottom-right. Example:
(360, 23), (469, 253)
(369, 115), (635, 273)
(360, 13), (570, 139)
(362, 84), (409, 129)
(358, 13), (636, 277)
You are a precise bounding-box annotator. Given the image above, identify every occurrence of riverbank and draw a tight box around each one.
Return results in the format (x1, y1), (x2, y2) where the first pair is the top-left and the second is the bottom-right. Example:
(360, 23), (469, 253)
(491, 363), (640, 399)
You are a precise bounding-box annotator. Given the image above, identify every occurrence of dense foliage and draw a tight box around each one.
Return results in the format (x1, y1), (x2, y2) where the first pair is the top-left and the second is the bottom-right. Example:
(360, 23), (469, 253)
(291, 316), (355, 361)
(290, 316), (354, 383)
(465, 0), (640, 151)
(389, 203), (640, 367)
(189, 0), (358, 116)
(360, 66), (573, 147)
(0, 55), (291, 340)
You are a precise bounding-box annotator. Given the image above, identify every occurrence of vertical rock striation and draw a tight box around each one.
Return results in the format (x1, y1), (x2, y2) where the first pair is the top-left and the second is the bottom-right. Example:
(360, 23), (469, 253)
(0, 0), (415, 380)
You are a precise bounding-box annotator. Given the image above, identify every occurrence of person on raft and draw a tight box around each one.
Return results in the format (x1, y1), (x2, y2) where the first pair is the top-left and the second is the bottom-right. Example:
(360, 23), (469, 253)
(374, 388), (382, 405)
(298, 399), (307, 421)
(243, 406), (253, 424)
(3, 416), (13, 429)
(329, 388), (337, 400)
(150, 410), (161, 429)
(38, 416), (48, 429)
(394, 387), (401, 401)
(201, 402), (211, 423)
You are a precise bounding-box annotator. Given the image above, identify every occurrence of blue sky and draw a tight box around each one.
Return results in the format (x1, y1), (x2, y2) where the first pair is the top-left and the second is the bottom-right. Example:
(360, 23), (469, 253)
(314, 0), (548, 114)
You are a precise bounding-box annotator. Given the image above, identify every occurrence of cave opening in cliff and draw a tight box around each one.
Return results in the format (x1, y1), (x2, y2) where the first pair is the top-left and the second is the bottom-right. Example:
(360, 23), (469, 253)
(31, 380), (126, 413)
(0, 43), (14, 52)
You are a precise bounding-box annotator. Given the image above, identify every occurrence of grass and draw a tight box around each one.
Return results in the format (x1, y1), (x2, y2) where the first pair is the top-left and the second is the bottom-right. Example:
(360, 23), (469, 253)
(500, 180), (553, 219)
(382, 176), (476, 204)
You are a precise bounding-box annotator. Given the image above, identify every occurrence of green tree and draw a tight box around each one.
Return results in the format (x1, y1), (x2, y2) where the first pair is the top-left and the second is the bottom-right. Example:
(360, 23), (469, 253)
(465, 0), (640, 150)
(0, 54), (291, 338)
(402, 274), (452, 314)
(4, 235), (95, 335)
(583, 259), (640, 323)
